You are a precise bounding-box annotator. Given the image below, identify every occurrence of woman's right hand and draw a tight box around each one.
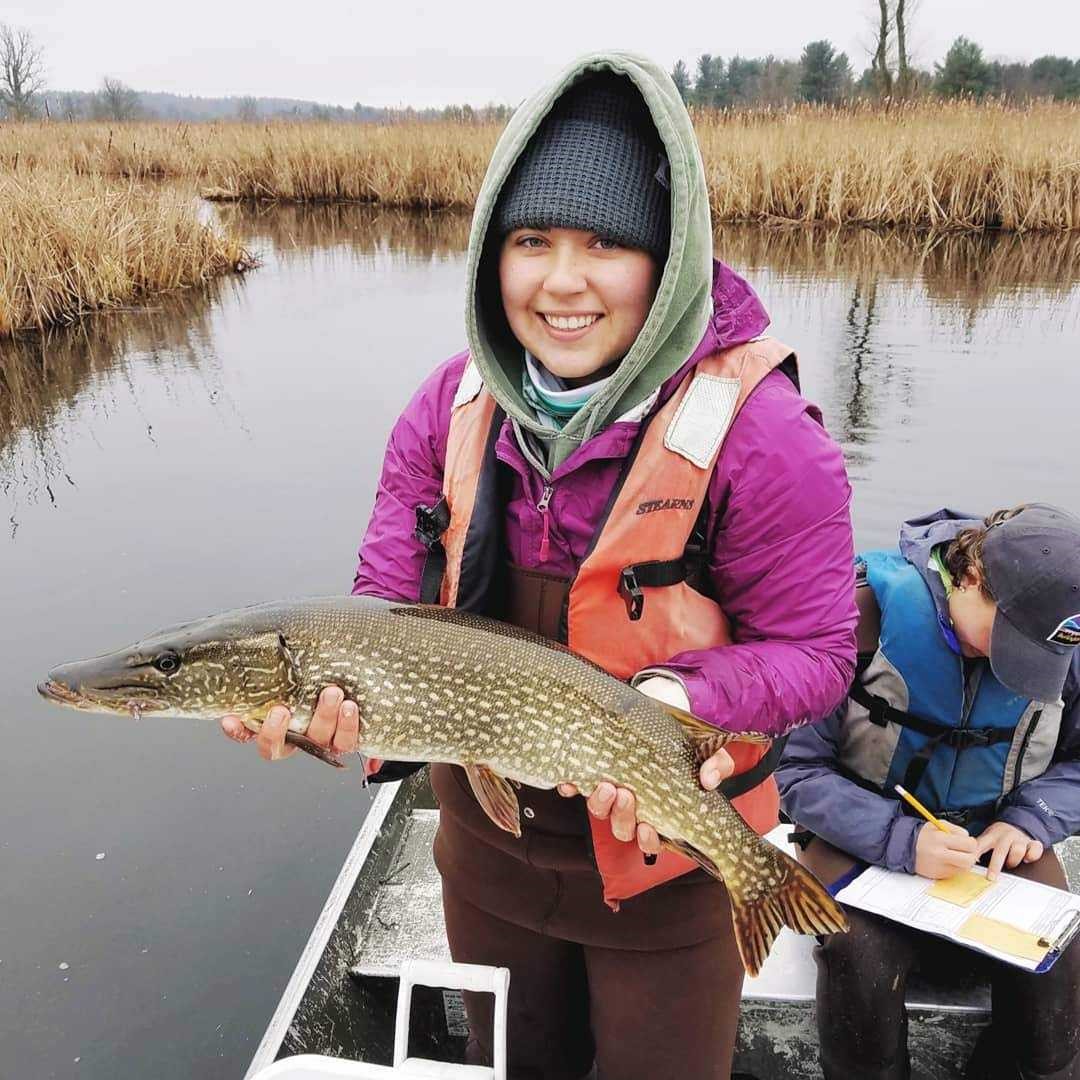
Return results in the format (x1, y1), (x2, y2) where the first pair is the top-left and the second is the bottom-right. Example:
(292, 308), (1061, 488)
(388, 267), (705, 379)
(914, 820), (979, 879)
(220, 686), (361, 762)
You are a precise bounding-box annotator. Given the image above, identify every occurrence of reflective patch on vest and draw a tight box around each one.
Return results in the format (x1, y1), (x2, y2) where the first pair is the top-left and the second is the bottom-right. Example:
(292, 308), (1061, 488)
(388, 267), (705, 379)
(1048, 613), (1080, 647)
(452, 361), (484, 409)
(664, 373), (741, 468)
(1004, 699), (1063, 794)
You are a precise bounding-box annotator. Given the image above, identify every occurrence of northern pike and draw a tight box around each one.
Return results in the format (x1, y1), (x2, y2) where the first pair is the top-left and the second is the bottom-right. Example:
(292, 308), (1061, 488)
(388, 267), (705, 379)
(38, 595), (848, 974)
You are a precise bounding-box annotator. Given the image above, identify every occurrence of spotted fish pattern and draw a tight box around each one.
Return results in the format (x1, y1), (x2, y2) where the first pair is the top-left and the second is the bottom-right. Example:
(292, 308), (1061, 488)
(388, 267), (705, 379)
(40, 595), (848, 974)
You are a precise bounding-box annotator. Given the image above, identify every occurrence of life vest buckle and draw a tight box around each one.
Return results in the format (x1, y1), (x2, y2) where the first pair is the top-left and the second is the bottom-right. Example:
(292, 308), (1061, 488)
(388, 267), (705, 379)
(618, 567), (645, 621)
(414, 498), (450, 550)
(943, 727), (997, 749)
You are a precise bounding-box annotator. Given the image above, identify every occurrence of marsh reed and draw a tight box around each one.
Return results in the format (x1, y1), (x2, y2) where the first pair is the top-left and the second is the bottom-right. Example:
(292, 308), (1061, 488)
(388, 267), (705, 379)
(0, 171), (254, 336)
(3, 99), (1078, 230)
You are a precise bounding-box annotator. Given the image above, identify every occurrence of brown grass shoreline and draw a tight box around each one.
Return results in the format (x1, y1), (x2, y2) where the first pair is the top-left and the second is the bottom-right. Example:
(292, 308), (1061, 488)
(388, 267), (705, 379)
(2, 99), (1077, 335)
(0, 172), (254, 337)
(3, 99), (1078, 231)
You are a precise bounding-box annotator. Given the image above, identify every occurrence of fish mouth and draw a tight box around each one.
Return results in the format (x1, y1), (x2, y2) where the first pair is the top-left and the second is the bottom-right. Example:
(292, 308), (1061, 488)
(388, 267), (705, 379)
(38, 679), (82, 705)
(37, 678), (165, 717)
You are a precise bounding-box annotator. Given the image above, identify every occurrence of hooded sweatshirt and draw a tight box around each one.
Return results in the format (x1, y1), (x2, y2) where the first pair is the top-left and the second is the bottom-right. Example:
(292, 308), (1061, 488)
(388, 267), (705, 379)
(465, 51), (715, 472)
(777, 509), (1080, 872)
(352, 51), (857, 739)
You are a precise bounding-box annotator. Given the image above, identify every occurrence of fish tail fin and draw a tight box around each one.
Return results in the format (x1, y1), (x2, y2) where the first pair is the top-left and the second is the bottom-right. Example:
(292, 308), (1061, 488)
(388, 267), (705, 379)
(664, 835), (848, 976)
(728, 854), (849, 978)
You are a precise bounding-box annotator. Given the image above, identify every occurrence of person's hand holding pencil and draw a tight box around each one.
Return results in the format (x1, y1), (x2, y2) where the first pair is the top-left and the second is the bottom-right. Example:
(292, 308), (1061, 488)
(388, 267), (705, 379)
(896, 784), (979, 880)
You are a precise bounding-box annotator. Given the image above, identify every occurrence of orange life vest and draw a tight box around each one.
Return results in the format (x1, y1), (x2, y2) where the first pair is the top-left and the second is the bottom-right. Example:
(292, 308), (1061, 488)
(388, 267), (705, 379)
(433, 338), (796, 904)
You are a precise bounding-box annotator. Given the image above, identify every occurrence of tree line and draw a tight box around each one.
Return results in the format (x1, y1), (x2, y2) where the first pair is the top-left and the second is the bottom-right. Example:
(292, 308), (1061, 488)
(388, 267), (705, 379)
(673, 37), (1080, 108)
(2, 15), (1077, 123)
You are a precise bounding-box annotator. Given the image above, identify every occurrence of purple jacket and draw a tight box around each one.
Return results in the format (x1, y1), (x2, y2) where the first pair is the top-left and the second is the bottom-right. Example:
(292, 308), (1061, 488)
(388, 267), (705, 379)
(352, 260), (857, 736)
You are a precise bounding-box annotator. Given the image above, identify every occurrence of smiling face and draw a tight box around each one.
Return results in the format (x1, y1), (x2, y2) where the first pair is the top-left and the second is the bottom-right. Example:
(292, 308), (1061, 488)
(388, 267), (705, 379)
(498, 226), (660, 387)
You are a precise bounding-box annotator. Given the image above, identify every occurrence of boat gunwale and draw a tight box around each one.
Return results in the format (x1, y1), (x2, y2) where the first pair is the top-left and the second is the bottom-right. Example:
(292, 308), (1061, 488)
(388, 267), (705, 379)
(244, 780), (403, 1079)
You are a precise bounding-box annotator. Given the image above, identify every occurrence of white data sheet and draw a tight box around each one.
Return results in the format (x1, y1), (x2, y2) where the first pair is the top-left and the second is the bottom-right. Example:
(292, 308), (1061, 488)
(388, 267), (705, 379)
(834, 865), (1080, 971)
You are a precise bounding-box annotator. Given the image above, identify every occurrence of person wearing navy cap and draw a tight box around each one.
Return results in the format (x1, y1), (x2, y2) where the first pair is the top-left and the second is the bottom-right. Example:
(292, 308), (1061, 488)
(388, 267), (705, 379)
(778, 504), (1080, 1080)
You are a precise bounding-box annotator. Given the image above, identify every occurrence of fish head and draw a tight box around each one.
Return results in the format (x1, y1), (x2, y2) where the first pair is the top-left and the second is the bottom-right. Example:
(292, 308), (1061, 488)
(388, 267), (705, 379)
(38, 605), (304, 722)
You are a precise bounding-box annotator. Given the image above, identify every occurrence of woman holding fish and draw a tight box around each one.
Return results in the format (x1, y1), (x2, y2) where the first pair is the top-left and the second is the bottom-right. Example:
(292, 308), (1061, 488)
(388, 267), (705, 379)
(778, 505), (1080, 1080)
(224, 51), (858, 1078)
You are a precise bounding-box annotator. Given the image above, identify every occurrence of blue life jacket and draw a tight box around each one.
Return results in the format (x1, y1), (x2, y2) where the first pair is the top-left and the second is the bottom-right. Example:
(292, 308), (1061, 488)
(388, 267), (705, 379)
(836, 549), (1063, 828)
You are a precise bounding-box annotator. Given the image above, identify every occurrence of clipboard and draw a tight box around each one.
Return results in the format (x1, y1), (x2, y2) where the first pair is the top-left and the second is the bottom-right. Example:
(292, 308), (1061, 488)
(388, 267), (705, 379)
(828, 863), (1080, 973)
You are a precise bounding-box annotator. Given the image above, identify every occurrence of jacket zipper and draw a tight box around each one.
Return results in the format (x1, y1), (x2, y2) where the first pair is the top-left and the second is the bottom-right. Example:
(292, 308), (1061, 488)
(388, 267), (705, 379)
(537, 483), (554, 563)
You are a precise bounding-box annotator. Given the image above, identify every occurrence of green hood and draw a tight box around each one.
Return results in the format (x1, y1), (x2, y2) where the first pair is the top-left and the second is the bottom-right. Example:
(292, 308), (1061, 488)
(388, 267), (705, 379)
(464, 51), (713, 472)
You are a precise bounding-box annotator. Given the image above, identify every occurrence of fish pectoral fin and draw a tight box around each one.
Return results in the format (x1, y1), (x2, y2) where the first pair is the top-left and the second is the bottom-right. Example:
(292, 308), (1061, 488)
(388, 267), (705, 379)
(284, 730), (346, 769)
(464, 764), (521, 838)
(659, 704), (771, 763)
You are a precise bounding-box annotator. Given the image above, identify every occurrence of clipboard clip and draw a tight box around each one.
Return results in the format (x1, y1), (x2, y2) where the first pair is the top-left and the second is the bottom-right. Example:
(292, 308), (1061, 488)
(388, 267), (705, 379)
(1038, 909), (1080, 953)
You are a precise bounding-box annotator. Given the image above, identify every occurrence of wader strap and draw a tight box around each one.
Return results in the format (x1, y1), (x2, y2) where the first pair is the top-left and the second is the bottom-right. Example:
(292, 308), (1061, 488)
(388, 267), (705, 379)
(718, 734), (788, 800)
(415, 496), (451, 604)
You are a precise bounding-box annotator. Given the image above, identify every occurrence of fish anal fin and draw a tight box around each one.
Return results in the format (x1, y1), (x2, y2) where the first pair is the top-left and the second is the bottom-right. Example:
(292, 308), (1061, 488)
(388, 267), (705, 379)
(658, 703), (771, 762)
(660, 836), (722, 879)
(465, 764), (521, 838)
(728, 854), (850, 978)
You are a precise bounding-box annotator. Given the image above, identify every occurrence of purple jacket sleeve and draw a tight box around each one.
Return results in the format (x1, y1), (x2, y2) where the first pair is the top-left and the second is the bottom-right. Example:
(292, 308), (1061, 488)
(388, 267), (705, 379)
(350, 353), (467, 602)
(775, 713), (922, 872)
(997, 670), (1080, 847)
(656, 375), (858, 737)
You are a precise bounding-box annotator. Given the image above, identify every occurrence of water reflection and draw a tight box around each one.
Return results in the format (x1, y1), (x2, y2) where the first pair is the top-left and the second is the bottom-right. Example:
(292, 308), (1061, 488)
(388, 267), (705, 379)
(212, 202), (472, 261)
(0, 281), (238, 510)
(712, 224), (1080, 306)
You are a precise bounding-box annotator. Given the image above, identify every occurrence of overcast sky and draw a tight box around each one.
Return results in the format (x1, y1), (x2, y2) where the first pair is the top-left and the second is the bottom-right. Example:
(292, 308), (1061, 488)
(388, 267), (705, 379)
(8, 0), (1077, 108)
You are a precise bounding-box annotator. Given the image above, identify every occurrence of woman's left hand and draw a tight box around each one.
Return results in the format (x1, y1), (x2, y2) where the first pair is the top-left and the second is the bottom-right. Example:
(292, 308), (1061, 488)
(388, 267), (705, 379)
(556, 748), (735, 857)
(975, 821), (1044, 880)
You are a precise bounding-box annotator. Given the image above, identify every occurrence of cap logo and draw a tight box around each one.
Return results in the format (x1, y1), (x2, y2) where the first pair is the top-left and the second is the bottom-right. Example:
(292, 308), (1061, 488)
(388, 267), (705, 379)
(1047, 613), (1080, 647)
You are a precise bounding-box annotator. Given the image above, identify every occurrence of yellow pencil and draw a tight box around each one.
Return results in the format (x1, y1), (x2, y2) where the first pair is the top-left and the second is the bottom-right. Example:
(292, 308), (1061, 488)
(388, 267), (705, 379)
(894, 784), (951, 833)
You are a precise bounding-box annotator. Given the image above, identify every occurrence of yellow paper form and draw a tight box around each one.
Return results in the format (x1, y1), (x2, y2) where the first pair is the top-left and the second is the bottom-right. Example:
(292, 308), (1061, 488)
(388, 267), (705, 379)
(927, 871), (994, 907)
(957, 914), (1049, 963)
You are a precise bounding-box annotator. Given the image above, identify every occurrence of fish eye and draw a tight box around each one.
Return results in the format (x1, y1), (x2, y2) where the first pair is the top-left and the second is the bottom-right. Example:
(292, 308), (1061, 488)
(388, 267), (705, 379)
(154, 652), (181, 675)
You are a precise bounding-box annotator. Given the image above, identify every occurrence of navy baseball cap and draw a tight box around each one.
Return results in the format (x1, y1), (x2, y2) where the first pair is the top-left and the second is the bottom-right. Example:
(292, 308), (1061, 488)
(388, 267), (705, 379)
(983, 503), (1080, 702)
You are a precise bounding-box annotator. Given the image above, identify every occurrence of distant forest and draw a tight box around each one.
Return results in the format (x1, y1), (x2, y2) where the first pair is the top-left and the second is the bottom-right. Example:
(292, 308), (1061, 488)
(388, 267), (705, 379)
(32, 88), (513, 124)
(1, 10), (1078, 124)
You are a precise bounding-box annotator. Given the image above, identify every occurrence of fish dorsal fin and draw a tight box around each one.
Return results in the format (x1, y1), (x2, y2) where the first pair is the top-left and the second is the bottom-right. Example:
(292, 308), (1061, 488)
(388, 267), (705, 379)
(464, 764), (521, 838)
(660, 703), (771, 762)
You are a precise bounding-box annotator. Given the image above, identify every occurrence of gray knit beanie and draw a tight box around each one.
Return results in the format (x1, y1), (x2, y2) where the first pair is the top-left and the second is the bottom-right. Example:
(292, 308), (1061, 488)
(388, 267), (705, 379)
(494, 72), (670, 260)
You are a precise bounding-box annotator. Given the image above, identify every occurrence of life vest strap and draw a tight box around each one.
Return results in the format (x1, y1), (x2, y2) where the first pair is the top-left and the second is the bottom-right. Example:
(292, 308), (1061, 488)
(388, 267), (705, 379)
(618, 560), (687, 621)
(617, 500), (713, 621)
(718, 734), (788, 800)
(832, 760), (1000, 829)
(848, 680), (1016, 748)
(415, 496), (451, 605)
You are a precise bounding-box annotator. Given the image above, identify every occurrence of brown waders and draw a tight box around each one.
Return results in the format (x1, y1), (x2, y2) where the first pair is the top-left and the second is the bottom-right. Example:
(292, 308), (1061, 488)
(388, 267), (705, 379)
(432, 564), (746, 1079)
(798, 835), (1080, 1080)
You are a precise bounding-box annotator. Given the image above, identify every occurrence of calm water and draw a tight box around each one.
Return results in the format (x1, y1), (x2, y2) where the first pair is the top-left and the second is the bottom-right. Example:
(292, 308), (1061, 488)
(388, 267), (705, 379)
(1, 206), (1078, 1080)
